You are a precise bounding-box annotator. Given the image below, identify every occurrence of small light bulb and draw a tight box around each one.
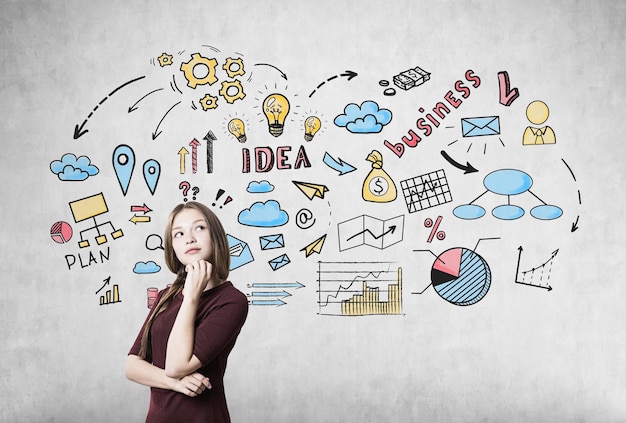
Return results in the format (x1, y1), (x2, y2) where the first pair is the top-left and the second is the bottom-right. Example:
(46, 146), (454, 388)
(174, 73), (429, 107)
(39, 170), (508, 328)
(304, 116), (321, 141)
(228, 118), (247, 143)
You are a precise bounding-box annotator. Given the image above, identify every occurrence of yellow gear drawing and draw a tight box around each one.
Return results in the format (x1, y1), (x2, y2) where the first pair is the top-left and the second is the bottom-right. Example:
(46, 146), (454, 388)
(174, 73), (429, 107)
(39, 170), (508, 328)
(157, 53), (173, 67)
(223, 57), (245, 78)
(180, 53), (218, 89)
(219, 80), (246, 104)
(199, 94), (219, 111)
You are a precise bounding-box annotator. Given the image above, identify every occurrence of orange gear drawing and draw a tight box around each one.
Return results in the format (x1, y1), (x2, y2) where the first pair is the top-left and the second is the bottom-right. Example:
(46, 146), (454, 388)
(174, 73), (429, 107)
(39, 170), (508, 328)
(223, 57), (245, 78)
(157, 53), (173, 67)
(199, 94), (219, 111)
(219, 80), (246, 104)
(180, 53), (218, 89)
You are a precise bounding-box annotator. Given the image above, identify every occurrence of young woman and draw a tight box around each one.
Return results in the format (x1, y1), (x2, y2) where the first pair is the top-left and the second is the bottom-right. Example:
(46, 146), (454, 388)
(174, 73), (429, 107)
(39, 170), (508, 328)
(126, 201), (248, 422)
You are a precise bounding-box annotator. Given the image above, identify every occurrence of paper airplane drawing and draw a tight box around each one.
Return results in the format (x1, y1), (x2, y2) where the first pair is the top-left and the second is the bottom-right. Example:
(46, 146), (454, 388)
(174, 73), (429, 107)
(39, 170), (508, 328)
(300, 234), (327, 257)
(292, 180), (329, 200)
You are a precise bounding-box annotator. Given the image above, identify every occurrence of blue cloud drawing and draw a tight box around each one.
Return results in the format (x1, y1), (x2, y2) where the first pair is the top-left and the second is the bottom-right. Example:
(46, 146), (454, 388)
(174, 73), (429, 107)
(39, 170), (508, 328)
(238, 200), (289, 227)
(50, 153), (99, 181)
(334, 100), (392, 133)
(133, 261), (161, 274)
(247, 180), (275, 193)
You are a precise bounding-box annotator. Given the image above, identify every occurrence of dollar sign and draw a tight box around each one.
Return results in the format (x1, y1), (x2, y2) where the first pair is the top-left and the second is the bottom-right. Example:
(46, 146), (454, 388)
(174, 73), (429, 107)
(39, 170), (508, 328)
(373, 177), (384, 195)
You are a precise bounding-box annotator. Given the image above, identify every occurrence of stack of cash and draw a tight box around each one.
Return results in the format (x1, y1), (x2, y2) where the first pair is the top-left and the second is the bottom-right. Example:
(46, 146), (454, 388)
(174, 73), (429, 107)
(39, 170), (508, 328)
(393, 66), (431, 90)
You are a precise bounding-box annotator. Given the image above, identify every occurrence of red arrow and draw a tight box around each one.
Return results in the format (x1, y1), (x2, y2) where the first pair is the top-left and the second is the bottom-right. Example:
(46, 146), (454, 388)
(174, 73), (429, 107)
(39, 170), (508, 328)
(498, 71), (520, 106)
(130, 203), (152, 214)
(189, 138), (200, 174)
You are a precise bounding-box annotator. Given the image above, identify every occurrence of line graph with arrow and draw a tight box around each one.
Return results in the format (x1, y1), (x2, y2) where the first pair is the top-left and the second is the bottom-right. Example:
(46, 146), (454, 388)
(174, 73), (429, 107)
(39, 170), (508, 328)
(515, 246), (558, 291)
(338, 214), (404, 251)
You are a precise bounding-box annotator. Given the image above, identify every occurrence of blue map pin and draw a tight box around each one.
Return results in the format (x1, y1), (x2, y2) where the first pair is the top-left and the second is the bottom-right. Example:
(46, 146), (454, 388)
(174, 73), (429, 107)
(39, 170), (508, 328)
(113, 144), (135, 196)
(143, 159), (161, 195)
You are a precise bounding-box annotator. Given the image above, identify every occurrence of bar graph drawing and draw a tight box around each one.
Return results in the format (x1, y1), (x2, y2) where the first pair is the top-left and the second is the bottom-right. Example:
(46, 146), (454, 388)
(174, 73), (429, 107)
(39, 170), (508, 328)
(317, 261), (402, 316)
(99, 284), (121, 306)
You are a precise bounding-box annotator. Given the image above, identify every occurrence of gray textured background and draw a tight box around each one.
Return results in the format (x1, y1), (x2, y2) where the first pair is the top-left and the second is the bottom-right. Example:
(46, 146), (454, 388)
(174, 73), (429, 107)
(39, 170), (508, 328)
(1, 1), (625, 421)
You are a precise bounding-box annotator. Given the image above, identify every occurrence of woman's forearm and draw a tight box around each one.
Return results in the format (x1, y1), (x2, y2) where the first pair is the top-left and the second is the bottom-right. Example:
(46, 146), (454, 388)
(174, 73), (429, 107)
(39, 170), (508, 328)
(164, 296), (202, 378)
(125, 354), (176, 390)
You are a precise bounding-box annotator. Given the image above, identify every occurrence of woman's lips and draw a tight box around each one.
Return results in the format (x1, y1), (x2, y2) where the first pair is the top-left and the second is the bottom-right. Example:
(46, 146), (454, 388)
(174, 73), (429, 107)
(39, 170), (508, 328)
(185, 247), (201, 255)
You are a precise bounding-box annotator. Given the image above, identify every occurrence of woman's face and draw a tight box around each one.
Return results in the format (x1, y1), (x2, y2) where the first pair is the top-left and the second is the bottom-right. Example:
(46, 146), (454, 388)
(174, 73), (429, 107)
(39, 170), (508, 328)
(170, 207), (213, 266)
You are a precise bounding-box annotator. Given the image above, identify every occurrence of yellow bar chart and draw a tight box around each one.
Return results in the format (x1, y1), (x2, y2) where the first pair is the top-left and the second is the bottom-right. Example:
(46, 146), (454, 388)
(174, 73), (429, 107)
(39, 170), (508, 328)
(317, 261), (402, 316)
(100, 284), (121, 306)
(341, 268), (402, 316)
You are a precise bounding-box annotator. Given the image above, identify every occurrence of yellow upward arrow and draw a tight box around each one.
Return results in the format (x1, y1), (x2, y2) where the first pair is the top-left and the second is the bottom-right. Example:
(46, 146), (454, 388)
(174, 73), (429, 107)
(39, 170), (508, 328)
(178, 147), (189, 174)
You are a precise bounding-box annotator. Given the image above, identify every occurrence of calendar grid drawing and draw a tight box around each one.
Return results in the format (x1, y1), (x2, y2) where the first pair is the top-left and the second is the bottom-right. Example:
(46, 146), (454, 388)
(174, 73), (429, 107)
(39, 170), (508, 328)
(400, 169), (452, 213)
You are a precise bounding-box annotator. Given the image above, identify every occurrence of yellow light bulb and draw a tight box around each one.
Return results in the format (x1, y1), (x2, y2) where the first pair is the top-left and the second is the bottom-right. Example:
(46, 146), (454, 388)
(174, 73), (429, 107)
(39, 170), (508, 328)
(262, 93), (290, 137)
(228, 118), (247, 143)
(304, 115), (321, 141)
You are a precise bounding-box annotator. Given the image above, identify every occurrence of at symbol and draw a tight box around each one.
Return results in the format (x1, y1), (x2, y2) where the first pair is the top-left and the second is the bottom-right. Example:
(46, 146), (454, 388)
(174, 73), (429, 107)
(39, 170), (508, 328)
(296, 208), (316, 229)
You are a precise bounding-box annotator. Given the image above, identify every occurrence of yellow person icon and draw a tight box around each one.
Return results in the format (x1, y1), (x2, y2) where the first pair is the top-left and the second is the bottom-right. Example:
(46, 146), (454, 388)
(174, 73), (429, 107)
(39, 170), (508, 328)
(523, 100), (556, 145)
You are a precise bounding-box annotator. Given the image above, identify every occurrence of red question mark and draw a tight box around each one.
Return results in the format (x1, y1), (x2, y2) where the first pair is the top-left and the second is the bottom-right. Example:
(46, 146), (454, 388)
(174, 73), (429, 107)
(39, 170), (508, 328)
(179, 181), (190, 202)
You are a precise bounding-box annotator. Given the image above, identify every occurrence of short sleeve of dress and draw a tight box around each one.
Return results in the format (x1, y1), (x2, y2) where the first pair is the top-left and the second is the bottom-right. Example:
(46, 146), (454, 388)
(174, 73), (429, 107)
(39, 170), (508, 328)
(192, 286), (249, 366)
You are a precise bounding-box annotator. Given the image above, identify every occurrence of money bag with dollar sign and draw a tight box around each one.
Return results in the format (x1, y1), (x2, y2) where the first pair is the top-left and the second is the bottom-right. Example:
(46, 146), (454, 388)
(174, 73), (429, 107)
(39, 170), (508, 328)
(362, 150), (397, 203)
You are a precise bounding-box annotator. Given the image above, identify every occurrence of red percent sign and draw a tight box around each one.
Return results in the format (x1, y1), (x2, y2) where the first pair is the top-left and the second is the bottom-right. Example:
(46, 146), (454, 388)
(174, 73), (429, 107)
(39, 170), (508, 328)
(424, 216), (446, 242)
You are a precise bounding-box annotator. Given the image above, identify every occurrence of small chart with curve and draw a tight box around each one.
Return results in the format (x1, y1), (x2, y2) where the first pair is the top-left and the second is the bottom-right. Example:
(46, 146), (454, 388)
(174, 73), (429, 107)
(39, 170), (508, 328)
(400, 169), (453, 213)
(317, 261), (403, 316)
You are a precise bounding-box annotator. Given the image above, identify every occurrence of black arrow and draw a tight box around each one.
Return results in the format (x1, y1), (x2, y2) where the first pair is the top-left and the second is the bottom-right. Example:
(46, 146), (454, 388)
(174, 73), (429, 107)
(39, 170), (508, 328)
(571, 215), (579, 232)
(152, 101), (181, 140)
(74, 75), (146, 139)
(309, 70), (358, 97)
(128, 88), (164, 113)
(440, 150), (478, 173)
(346, 225), (396, 242)
(95, 276), (111, 295)
(253, 63), (288, 80)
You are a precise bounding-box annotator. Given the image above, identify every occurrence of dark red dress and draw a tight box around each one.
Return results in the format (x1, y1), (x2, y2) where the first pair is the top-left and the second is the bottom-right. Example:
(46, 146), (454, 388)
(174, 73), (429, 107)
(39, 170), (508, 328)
(129, 282), (248, 422)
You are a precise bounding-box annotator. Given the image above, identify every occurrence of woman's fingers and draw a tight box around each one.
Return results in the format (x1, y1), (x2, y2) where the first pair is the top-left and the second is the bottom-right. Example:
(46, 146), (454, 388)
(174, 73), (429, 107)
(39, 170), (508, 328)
(181, 373), (211, 396)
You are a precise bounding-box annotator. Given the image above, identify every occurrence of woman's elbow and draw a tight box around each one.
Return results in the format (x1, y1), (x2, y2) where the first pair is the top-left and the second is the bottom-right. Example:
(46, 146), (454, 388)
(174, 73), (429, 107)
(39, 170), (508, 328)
(125, 355), (141, 381)
(164, 365), (185, 379)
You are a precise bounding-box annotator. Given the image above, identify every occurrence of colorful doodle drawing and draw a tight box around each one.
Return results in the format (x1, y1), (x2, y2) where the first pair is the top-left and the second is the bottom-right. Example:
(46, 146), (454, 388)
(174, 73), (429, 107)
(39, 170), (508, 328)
(337, 214), (404, 251)
(300, 234), (327, 258)
(238, 200), (289, 227)
(453, 169), (563, 220)
(133, 261), (161, 274)
(50, 153), (99, 181)
(428, 247), (492, 306)
(268, 254), (290, 271)
(262, 93), (290, 137)
(334, 100), (392, 134)
(393, 66), (431, 90)
(400, 169), (453, 213)
(323, 153), (356, 175)
(228, 234), (254, 270)
(247, 282), (305, 307)
(292, 181), (329, 200)
(523, 100), (556, 145)
(515, 247), (558, 291)
(68, 193), (123, 248)
(259, 234), (285, 250)
(362, 150), (397, 203)
(247, 180), (275, 193)
(50, 221), (73, 244)
(317, 261), (402, 316)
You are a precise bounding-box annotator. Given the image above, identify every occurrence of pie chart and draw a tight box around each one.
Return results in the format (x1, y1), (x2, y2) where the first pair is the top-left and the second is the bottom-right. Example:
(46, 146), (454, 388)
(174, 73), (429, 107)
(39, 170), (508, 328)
(430, 247), (491, 306)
